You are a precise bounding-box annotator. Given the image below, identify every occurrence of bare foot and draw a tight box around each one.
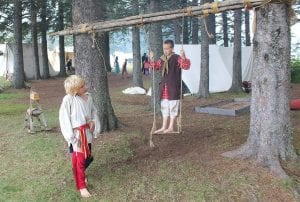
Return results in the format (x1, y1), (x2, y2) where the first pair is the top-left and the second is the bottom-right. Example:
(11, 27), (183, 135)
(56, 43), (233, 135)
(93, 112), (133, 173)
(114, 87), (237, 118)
(154, 128), (166, 134)
(163, 128), (175, 134)
(80, 188), (91, 198)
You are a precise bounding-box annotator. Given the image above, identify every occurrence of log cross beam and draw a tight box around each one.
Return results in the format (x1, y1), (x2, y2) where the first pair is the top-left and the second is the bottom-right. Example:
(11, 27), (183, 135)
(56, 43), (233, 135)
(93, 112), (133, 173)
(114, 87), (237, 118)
(50, 0), (295, 36)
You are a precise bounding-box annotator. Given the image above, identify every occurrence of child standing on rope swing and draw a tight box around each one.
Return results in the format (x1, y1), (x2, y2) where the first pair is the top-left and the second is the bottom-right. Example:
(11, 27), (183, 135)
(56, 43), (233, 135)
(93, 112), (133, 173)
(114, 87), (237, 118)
(59, 75), (100, 198)
(146, 39), (190, 134)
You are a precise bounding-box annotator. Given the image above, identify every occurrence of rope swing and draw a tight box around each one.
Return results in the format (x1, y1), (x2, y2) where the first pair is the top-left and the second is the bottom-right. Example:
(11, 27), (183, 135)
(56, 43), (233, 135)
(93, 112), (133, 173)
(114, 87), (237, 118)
(50, 0), (296, 149)
(147, 15), (186, 148)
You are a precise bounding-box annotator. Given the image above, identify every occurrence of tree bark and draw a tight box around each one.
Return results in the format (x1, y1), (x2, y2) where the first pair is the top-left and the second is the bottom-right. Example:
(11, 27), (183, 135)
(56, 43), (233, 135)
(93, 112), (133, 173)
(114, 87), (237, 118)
(208, 0), (216, 44)
(245, 10), (251, 46)
(58, 0), (66, 77)
(183, 17), (189, 44)
(41, 0), (50, 79)
(174, 21), (182, 44)
(172, 0), (181, 44)
(191, 0), (199, 44)
(131, 0), (143, 88)
(73, 0), (118, 132)
(192, 18), (199, 44)
(31, 0), (41, 80)
(173, 0), (189, 44)
(103, 4), (111, 73)
(230, 9), (242, 92)
(197, 0), (209, 98)
(104, 32), (112, 72)
(149, 0), (162, 111)
(223, 4), (298, 179)
(208, 15), (216, 44)
(222, 11), (229, 47)
(13, 0), (25, 89)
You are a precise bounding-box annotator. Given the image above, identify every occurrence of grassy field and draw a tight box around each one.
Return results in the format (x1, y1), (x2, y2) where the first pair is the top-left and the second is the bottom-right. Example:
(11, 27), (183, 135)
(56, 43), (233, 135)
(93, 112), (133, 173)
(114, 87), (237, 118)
(1, 76), (300, 201)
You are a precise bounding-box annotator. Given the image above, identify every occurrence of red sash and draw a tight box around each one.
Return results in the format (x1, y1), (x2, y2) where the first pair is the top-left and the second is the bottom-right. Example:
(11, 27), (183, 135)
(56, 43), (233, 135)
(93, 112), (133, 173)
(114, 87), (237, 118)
(78, 124), (90, 159)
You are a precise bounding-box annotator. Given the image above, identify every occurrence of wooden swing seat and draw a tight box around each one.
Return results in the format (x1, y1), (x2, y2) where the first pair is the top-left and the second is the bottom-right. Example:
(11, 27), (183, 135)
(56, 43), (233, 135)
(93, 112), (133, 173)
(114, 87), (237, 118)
(152, 131), (182, 135)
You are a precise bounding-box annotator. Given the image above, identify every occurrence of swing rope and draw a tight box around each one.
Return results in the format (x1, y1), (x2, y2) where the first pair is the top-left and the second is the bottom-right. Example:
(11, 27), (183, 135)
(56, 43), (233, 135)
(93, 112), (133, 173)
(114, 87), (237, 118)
(149, 51), (156, 147)
(178, 15), (185, 134)
(142, 24), (156, 147)
(145, 14), (186, 147)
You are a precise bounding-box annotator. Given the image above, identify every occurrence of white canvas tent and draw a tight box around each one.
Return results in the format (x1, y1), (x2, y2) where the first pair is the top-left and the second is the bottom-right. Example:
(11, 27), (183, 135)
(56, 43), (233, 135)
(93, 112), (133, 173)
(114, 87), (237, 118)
(174, 44), (253, 93)
(0, 43), (63, 79)
(0, 44), (13, 77)
(48, 46), (74, 73)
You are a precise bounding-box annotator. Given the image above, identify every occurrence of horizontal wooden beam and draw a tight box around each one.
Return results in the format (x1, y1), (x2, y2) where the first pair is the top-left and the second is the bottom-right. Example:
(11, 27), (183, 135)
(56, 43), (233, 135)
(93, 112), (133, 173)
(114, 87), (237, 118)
(50, 0), (287, 36)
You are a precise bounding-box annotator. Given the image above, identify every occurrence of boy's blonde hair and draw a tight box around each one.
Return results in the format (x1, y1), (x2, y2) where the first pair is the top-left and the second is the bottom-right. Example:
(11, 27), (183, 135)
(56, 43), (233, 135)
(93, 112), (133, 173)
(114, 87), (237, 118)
(64, 75), (85, 95)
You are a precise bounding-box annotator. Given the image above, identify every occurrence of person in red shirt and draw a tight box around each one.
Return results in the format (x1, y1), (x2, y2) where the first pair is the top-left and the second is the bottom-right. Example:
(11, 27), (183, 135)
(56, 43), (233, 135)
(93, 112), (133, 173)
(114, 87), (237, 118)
(146, 39), (190, 133)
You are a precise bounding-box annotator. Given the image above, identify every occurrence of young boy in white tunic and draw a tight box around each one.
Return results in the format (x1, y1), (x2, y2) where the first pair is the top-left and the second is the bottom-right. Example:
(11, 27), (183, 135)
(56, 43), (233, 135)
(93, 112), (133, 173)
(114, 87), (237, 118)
(59, 75), (100, 198)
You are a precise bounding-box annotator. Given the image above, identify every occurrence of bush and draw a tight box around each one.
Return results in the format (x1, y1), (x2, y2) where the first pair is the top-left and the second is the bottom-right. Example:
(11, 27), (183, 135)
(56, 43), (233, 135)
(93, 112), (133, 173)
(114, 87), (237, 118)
(0, 76), (12, 89)
(291, 58), (300, 83)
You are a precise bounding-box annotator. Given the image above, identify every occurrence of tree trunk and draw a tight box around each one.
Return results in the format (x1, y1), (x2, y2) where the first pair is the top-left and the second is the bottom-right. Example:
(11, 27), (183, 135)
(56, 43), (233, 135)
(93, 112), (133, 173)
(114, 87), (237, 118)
(197, 0), (210, 98)
(149, 0), (162, 111)
(191, 0), (199, 44)
(222, 11), (229, 47)
(102, 3), (111, 73)
(245, 10), (251, 46)
(174, 21), (181, 44)
(104, 32), (112, 72)
(209, 15), (216, 44)
(172, 0), (181, 44)
(229, 9), (242, 92)
(192, 18), (199, 44)
(73, 0), (118, 132)
(197, 16), (209, 98)
(31, 0), (41, 80)
(208, 0), (216, 44)
(41, 0), (50, 79)
(181, 0), (189, 44)
(58, 0), (66, 77)
(131, 0), (143, 88)
(223, 4), (298, 179)
(183, 17), (189, 44)
(13, 0), (25, 89)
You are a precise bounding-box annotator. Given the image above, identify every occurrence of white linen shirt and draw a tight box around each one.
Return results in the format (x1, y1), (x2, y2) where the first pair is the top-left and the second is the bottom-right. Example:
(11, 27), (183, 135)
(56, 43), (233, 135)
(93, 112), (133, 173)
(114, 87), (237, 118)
(59, 93), (100, 152)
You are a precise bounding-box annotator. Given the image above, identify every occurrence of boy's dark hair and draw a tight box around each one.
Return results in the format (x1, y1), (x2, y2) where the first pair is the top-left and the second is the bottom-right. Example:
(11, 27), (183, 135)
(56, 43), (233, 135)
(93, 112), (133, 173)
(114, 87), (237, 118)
(164, 39), (174, 48)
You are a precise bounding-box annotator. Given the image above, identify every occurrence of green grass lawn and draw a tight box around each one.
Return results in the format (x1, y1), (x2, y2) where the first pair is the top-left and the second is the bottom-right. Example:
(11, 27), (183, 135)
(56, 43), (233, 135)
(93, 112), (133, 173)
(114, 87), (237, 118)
(0, 84), (299, 201)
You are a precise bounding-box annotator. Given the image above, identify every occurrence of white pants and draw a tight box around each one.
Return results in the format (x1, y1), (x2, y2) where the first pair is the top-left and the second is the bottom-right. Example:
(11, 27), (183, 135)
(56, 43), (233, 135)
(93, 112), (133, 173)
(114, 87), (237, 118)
(161, 99), (180, 118)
